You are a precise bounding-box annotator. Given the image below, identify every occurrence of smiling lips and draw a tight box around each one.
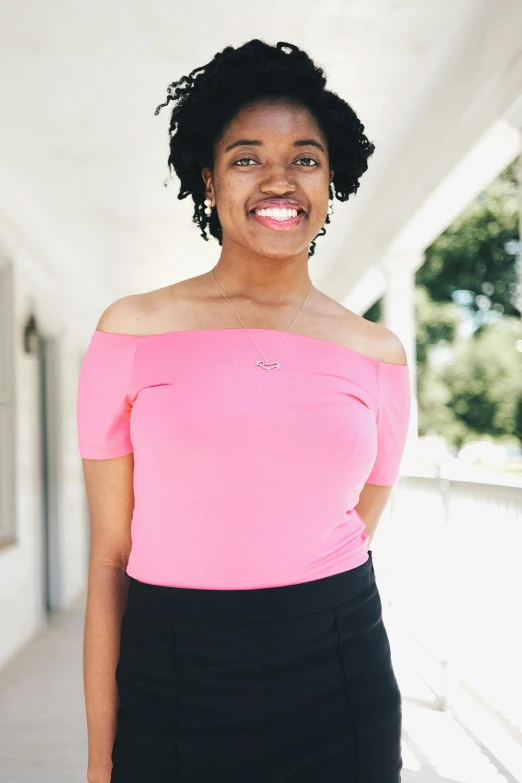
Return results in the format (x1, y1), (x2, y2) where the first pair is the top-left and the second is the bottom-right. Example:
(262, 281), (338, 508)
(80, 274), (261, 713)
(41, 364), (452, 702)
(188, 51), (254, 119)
(249, 206), (306, 230)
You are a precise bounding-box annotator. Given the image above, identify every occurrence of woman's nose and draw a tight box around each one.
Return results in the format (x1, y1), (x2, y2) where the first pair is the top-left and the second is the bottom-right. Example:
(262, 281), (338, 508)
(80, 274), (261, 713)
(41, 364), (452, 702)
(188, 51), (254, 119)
(259, 175), (297, 195)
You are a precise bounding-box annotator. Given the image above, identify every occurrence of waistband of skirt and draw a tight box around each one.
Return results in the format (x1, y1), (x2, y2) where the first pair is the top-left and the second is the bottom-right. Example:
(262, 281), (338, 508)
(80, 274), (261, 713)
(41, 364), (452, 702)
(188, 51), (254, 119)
(125, 550), (375, 622)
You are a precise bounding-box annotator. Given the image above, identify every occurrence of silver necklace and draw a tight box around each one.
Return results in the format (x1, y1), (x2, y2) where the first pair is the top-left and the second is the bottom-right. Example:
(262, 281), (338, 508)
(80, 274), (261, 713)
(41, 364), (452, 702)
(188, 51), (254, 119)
(210, 266), (313, 371)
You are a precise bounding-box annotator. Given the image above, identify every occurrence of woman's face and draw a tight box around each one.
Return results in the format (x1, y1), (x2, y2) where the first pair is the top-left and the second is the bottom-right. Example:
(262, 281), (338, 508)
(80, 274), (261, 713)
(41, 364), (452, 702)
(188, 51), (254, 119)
(202, 99), (334, 260)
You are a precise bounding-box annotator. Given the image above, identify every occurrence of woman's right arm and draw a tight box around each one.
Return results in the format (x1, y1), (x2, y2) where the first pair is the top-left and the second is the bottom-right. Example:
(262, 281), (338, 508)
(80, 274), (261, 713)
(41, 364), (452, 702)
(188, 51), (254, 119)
(78, 296), (141, 783)
(82, 452), (134, 783)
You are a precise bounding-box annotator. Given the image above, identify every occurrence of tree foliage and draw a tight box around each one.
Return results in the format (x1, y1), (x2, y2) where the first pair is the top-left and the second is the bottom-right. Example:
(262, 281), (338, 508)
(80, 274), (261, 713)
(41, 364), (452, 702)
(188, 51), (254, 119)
(440, 319), (522, 444)
(416, 158), (521, 319)
(364, 156), (522, 448)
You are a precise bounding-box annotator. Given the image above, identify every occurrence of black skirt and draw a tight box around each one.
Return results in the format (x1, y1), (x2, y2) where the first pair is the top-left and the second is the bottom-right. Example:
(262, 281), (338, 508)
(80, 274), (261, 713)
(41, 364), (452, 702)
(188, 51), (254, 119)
(111, 550), (403, 783)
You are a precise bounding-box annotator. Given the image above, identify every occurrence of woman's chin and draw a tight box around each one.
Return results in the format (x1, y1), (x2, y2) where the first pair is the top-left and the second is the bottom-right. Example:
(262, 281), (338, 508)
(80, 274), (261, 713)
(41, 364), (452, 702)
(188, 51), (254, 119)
(240, 225), (313, 256)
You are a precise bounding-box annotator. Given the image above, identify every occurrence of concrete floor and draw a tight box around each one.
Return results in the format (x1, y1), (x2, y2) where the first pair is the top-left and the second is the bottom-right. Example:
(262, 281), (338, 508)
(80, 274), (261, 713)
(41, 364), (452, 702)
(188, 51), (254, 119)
(0, 594), (87, 783)
(0, 594), (520, 783)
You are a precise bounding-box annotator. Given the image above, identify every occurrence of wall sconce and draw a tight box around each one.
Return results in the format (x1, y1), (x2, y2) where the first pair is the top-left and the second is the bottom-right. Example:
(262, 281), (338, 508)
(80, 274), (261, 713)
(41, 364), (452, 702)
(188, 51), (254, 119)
(23, 313), (40, 355)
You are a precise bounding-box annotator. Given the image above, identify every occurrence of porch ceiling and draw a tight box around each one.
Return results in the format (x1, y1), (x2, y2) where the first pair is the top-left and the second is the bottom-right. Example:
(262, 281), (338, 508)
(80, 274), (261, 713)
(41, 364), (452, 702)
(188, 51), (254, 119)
(0, 0), (519, 321)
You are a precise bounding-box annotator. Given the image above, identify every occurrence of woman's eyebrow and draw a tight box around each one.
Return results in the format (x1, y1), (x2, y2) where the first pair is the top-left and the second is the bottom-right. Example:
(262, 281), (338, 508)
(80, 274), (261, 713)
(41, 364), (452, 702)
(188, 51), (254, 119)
(224, 138), (325, 154)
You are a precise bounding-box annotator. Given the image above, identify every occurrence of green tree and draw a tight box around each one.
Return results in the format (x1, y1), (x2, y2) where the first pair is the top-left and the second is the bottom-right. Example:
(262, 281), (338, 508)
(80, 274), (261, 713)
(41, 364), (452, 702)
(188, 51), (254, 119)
(440, 318), (522, 442)
(364, 157), (521, 450)
(416, 158), (520, 320)
(414, 286), (462, 438)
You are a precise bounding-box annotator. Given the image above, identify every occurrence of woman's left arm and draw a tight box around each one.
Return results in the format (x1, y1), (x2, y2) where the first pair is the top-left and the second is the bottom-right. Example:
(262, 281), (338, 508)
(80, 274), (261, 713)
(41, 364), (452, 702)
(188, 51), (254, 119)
(355, 326), (412, 548)
(355, 483), (393, 548)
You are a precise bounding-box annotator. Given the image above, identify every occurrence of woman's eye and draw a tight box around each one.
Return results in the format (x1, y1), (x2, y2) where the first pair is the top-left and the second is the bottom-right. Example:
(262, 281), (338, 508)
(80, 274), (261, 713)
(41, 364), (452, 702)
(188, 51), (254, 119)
(233, 157), (318, 167)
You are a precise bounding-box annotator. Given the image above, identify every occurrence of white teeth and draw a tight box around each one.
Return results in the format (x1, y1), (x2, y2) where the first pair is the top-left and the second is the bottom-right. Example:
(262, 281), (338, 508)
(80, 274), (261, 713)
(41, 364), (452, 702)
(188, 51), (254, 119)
(255, 208), (300, 219)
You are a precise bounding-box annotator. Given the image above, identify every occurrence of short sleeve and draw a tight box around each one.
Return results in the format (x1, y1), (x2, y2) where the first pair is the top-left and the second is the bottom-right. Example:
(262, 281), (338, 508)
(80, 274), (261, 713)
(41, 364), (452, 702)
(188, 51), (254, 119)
(365, 361), (411, 486)
(76, 330), (138, 459)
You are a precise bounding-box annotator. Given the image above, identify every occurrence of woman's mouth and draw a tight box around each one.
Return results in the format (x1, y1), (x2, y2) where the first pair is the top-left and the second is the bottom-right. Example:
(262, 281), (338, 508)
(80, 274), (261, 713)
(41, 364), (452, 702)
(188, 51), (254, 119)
(249, 207), (306, 230)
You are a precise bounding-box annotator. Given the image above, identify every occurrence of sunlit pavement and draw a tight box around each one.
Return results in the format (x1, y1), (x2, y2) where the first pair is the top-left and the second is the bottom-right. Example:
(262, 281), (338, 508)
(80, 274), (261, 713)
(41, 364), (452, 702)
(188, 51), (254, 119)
(387, 608), (522, 783)
(0, 595), (521, 783)
(0, 594), (87, 783)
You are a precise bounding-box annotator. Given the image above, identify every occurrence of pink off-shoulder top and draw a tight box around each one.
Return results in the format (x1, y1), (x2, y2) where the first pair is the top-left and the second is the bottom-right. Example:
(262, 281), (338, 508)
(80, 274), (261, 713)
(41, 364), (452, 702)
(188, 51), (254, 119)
(76, 327), (411, 589)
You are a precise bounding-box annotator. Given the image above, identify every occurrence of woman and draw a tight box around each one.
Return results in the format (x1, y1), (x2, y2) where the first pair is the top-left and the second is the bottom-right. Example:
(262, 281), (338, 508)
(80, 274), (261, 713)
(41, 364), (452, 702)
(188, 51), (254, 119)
(78, 39), (411, 783)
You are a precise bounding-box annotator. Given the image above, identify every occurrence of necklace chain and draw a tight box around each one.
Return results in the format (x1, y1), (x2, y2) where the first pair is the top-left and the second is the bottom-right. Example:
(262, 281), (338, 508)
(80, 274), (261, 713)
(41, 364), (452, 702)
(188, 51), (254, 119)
(210, 266), (313, 370)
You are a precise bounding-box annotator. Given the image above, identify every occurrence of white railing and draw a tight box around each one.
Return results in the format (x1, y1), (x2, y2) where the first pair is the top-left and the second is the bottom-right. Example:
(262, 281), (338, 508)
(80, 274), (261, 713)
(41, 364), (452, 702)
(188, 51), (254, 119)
(374, 468), (522, 740)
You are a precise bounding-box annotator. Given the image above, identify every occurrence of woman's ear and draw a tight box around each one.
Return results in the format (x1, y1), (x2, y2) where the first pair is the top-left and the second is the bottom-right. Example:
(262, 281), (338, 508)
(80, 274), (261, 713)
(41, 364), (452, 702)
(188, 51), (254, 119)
(201, 168), (215, 203)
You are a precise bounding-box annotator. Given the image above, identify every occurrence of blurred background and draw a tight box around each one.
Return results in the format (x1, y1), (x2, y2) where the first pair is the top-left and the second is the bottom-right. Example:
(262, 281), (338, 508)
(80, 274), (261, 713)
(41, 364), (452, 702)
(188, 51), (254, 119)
(1, 1), (522, 781)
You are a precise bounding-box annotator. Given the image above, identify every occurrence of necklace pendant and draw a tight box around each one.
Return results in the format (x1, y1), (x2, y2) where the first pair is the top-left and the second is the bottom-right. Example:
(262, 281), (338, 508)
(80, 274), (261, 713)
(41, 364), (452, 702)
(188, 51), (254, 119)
(255, 360), (280, 371)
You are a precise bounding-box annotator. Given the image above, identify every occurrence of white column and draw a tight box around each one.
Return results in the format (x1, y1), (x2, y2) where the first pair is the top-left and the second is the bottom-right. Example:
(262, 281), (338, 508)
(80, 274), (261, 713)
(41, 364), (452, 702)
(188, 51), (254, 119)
(381, 256), (420, 468)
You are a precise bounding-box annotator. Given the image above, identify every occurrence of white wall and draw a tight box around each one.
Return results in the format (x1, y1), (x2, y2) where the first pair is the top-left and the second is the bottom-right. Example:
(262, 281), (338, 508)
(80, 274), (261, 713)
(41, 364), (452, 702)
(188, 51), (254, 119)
(0, 228), (91, 672)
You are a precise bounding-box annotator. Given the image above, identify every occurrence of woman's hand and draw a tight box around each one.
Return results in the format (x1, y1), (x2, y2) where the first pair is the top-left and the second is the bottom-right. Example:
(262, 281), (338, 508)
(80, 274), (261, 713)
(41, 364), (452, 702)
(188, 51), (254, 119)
(87, 761), (112, 783)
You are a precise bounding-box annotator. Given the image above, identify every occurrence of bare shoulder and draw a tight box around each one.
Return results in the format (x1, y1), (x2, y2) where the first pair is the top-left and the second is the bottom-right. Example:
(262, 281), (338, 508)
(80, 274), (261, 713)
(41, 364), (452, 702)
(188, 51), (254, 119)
(94, 277), (203, 335)
(348, 310), (408, 366)
(95, 291), (157, 335)
(369, 322), (408, 366)
(320, 294), (408, 366)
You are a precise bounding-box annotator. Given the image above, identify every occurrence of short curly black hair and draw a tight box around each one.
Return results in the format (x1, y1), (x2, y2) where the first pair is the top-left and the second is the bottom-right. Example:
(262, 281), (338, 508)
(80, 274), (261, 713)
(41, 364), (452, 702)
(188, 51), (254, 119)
(154, 39), (375, 259)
